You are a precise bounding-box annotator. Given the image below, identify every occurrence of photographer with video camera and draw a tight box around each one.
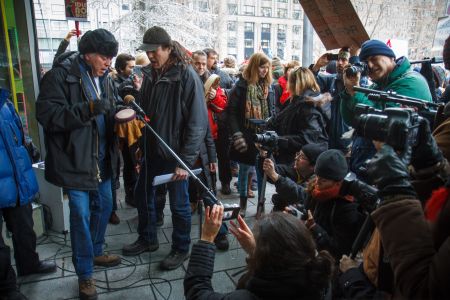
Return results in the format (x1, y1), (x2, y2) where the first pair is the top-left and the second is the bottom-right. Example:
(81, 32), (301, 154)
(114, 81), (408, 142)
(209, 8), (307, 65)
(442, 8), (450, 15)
(342, 39), (433, 180)
(262, 143), (327, 211)
(184, 206), (334, 299)
(228, 52), (275, 216)
(265, 67), (329, 165)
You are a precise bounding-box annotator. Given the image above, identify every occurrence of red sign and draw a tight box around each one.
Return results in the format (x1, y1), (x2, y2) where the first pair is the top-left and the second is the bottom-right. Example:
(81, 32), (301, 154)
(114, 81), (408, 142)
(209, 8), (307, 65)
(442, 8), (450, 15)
(65, 0), (87, 21)
(299, 0), (369, 50)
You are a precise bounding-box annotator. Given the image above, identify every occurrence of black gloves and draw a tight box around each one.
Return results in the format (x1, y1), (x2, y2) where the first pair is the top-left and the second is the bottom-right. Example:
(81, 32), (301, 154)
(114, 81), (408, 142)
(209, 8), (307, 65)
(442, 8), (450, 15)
(410, 118), (443, 171)
(367, 144), (416, 200)
(232, 132), (248, 153)
(90, 99), (112, 116)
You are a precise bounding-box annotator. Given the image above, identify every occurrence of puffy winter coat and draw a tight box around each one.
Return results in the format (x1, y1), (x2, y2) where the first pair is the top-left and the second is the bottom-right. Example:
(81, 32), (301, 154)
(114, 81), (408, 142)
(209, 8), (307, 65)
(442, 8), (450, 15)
(0, 91), (38, 208)
(207, 87), (227, 140)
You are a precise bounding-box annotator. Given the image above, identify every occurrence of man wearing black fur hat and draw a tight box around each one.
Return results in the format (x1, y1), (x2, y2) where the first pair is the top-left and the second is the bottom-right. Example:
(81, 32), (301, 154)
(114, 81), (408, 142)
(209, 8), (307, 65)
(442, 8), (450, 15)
(36, 29), (121, 300)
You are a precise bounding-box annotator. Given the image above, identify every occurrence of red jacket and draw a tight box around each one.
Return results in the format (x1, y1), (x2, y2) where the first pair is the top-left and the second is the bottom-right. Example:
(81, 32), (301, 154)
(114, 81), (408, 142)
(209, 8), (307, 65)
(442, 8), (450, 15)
(278, 76), (291, 105)
(207, 87), (227, 139)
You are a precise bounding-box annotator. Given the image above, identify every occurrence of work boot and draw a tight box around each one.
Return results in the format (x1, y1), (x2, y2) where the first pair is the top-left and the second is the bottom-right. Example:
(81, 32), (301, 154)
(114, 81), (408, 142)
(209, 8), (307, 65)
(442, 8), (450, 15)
(160, 250), (189, 270)
(239, 196), (247, 217)
(214, 234), (229, 251)
(156, 211), (164, 227)
(94, 254), (121, 267)
(221, 182), (231, 195)
(122, 238), (159, 256)
(79, 278), (97, 300)
(109, 211), (120, 225)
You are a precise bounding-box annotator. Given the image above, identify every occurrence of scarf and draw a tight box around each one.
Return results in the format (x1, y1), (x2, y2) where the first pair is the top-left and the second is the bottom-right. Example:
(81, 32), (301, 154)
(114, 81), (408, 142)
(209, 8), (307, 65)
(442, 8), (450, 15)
(311, 184), (354, 202)
(245, 81), (269, 129)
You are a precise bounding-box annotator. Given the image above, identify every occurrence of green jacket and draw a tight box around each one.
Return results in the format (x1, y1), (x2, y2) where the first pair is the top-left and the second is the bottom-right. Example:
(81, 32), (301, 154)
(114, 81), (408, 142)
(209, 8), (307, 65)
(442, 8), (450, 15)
(340, 57), (432, 126)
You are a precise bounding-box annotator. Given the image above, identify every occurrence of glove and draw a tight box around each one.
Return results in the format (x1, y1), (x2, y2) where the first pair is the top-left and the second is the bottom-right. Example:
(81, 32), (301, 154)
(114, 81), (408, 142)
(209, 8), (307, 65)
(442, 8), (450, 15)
(367, 144), (416, 200)
(90, 99), (111, 116)
(410, 118), (443, 171)
(232, 132), (248, 153)
(420, 61), (437, 102)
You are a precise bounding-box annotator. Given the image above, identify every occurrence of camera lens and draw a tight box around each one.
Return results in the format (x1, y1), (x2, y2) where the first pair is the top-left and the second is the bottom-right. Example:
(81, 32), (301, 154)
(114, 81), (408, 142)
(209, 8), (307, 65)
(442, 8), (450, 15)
(355, 114), (388, 142)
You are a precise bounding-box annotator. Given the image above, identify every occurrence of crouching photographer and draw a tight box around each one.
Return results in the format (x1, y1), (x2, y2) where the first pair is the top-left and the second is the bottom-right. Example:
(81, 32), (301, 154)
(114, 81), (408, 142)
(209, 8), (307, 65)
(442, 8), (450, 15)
(184, 205), (334, 299)
(261, 143), (327, 211)
(364, 143), (450, 299)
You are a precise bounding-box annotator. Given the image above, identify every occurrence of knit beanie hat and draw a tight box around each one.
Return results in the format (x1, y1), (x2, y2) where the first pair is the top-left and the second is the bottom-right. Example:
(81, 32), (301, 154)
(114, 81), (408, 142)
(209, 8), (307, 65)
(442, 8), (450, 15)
(359, 39), (396, 62)
(315, 149), (348, 181)
(272, 57), (282, 68)
(302, 143), (328, 165)
(79, 29), (118, 57)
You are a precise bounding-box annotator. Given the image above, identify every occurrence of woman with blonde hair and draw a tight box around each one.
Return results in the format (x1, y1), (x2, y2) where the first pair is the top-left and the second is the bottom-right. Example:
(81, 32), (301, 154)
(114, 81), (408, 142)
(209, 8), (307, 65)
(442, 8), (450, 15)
(266, 66), (329, 164)
(228, 52), (275, 216)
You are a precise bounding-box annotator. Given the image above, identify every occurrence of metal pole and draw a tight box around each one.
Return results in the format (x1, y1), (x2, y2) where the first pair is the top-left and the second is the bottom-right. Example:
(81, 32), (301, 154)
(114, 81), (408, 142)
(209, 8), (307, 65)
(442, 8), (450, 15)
(302, 12), (313, 67)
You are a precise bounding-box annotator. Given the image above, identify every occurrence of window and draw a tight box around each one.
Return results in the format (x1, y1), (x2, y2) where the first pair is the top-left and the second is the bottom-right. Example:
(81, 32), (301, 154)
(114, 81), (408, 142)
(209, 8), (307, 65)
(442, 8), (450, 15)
(278, 24), (286, 33)
(38, 38), (50, 50)
(51, 20), (68, 31)
(245, 38), (254, 48)
(293, 25), (301, 35)
(198, 1), (208, 12)
(51, 4), (64, 14)
(261, 7), (272, 17)
(261, 39), (270, 48)
(52, 38), (63, 49)
(228, 4), (238, 15)
(261, 23), (271, 33)
(227, 38), (237, 48)
(277, 8), (287, 18)
(122, 4), (130, 10)
(243, 5), (255, 15)
(292, 40), (301, 50)
(227, 21), (237, 31)
(244, 22), (254, 32)
(293, 10), (301, 19)
(292, 55), (300, 61)
(35, 20), (49, 32)
(278, 0), (288, 2)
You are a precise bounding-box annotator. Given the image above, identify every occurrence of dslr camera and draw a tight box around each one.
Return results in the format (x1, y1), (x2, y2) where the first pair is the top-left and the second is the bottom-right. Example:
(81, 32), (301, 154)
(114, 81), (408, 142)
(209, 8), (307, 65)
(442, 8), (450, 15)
(287, 204), (308, 221)
(340, 173), (379, 213)
(254, 131), (289, 153)
(345, 62), (369, 77)
(353, 104), (422, 151)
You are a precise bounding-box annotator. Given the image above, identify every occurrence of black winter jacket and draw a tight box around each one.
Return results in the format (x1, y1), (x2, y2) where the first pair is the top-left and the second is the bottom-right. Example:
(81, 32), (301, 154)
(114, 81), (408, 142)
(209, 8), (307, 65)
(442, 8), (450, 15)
(228, 77), (275, 165)
(36, 52), (119, 190)
(267, 90), (329, 164)
(139, 63), (208, 168)
(184, 240), (326, 300)
(305, 196), (363, 259)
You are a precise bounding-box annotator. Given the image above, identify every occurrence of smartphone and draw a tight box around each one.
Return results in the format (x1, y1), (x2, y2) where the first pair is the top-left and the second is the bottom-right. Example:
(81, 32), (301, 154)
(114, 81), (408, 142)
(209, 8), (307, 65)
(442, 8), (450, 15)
(222, 203), (240, 221)
(327, 53), (339, 61)
(132, 65), (143, 78)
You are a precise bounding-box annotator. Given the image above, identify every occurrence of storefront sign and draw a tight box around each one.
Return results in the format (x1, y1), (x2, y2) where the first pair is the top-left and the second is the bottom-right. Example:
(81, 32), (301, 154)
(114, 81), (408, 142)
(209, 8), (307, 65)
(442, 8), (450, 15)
(65, 0), (87, 21)
(299, 0), (369, 50)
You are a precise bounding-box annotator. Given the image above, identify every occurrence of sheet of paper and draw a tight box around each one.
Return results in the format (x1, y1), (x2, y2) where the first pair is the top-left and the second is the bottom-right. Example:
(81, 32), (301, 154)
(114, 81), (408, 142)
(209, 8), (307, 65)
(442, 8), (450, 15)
(152, 168), (202, 186)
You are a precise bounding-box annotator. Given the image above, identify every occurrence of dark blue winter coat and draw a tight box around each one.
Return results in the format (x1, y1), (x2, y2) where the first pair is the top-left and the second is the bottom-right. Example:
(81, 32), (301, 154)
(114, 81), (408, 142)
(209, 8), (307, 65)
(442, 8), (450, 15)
(0, 89), (39, 208)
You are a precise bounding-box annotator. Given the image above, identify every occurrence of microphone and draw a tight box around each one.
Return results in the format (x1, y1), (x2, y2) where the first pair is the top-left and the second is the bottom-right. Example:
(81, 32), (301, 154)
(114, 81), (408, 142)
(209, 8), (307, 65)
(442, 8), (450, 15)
(123, 95), (146, 116)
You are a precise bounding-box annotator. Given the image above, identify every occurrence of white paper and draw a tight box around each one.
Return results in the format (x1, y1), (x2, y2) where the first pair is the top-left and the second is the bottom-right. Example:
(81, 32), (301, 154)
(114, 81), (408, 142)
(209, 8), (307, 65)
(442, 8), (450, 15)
(152, 168), (202, 186)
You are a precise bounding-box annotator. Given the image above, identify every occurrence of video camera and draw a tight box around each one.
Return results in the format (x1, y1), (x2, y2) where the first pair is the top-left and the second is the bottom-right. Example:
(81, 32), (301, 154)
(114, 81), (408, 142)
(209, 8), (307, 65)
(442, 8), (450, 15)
(345, 62), (369, 77)
(353, 104), (421, 151)
(340, 172), (379, 213)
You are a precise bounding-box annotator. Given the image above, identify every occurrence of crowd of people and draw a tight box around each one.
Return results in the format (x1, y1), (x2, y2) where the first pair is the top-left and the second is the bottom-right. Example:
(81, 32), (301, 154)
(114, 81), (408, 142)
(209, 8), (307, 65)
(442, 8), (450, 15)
(1, 25), (450, 300)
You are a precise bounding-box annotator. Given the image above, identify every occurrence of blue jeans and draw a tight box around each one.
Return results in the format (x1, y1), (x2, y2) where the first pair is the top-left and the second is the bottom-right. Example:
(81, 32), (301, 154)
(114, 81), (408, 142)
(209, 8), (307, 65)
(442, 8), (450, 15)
(238, 163), (251, 197)
(66, 179), (113, 280)
(136, 158), (191, 253)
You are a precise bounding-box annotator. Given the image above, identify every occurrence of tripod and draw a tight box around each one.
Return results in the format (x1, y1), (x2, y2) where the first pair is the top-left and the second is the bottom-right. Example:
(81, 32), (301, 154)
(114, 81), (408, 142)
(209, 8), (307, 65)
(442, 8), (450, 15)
(256, 150), (272, 219)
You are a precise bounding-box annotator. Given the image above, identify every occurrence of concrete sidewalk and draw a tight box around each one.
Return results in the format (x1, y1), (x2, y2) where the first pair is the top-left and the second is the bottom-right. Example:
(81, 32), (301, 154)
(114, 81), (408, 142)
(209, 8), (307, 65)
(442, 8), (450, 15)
(15, 178), (275, 299)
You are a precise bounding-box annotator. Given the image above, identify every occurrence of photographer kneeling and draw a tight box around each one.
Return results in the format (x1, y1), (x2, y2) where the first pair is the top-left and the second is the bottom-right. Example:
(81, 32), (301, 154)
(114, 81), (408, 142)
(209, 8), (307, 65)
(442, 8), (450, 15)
(184, 206), (334, 299)
(262, 143), (327, 211)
